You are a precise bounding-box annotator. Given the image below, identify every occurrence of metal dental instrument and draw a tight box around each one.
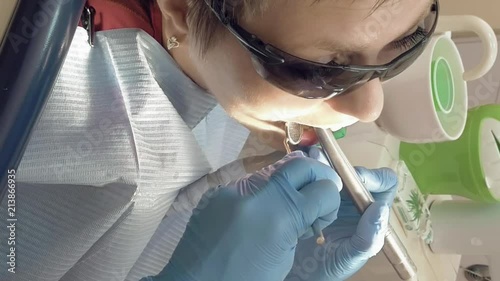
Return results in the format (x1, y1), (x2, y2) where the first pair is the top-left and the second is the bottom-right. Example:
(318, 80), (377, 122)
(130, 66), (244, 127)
(284, 122), (303, 153)
(312, 220), (325, 245)
(314, 127), (417, 280)
(284, 122), (325, 245)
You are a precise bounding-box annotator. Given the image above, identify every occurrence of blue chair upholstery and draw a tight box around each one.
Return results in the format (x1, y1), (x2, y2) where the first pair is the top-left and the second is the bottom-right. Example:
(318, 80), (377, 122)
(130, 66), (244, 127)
(0, 0), (86, 199)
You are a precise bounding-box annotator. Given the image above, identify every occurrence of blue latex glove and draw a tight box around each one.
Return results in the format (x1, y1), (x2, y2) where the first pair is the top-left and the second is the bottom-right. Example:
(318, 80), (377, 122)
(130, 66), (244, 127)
(285, 146), (398, 281)
(145, 151), (343, 281)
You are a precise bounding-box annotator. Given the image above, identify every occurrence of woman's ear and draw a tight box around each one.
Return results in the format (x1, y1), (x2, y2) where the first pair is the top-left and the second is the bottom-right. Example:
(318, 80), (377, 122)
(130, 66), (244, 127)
(157, 0), (189, 36)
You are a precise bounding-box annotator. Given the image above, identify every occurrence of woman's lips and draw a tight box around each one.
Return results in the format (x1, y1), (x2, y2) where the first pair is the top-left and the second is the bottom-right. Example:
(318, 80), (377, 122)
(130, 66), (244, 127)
(299, 129), (318, 146)
(273, 121), (345, 147)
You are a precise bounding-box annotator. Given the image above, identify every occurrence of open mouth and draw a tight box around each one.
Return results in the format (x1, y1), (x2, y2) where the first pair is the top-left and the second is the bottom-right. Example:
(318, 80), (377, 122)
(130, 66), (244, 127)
(299, 128), (319, 146)
(284, 122), (319, 147)
(283, 122), (347, 147)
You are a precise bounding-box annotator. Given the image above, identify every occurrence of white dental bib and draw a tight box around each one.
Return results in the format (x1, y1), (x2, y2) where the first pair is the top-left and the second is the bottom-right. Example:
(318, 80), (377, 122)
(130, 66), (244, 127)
(0, 27), (280, 281)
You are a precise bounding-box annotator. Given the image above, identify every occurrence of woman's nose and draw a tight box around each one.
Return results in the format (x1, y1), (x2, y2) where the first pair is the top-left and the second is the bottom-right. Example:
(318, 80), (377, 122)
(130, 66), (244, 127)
(326, 79), (384, 122)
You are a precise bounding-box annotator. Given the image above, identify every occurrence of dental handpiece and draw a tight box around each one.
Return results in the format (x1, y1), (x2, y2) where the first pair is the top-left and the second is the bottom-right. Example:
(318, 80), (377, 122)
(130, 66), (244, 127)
(314, 128), (417, 280)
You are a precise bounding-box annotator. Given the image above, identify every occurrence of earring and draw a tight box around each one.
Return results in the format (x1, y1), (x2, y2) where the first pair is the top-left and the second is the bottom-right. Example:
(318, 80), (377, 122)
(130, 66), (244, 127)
(167, 36), (180, 50)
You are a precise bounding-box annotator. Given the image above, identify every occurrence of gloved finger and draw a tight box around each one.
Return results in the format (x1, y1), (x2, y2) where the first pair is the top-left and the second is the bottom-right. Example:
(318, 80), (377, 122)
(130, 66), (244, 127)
(306, 146), (331, 168)
(251, 151), (308, 180)
(324, 202), (389, 277)
(349, 201), (390, 257)
(352, 167), (398, 205)
(354, 167), (397, 194)
(307, 150), (397, 206)
(301, 228), (315, 240)
(296, 179), (341, 237)
(321, 203), (388, 281)
(232, 151), (308, 195)
(269, 156), (342, 193)
(264, 157), (341, 238)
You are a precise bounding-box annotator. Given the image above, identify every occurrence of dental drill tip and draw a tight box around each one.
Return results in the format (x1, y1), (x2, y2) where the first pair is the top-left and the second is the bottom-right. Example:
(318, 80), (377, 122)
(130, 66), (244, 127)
(313, 221), (325, 245)
(316, 234), (325, 245)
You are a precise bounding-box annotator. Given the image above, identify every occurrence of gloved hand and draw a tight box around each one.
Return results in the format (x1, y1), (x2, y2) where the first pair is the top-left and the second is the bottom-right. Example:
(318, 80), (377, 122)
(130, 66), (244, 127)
(285, 146), (398, 281)
(147, 151), (343, 281)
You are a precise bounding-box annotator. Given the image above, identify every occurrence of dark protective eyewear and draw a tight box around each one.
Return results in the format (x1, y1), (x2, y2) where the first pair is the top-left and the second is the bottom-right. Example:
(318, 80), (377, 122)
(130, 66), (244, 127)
(205, 0), (440, 99)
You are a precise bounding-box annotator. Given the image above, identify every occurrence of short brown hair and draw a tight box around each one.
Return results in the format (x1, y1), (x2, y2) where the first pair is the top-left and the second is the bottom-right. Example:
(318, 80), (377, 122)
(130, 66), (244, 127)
(185, 0), (390, 56)
(186, 0), (258, 55)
